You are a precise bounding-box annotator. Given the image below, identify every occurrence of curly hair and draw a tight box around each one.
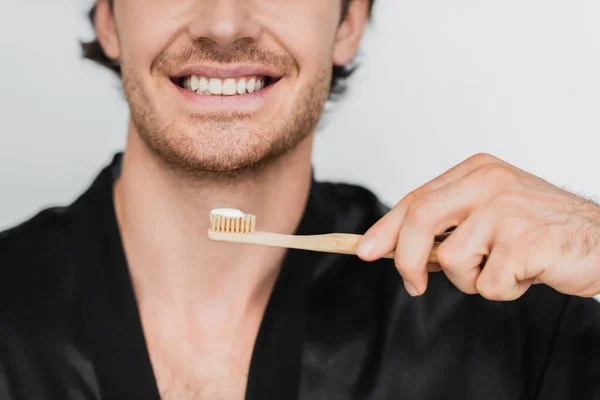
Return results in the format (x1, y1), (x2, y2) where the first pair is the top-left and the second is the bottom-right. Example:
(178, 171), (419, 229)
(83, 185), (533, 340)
(81, 0), (376, 97)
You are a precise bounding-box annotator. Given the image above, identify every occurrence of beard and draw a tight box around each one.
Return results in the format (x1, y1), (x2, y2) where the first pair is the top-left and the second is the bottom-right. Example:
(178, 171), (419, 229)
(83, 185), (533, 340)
(120, 40), (331, 178)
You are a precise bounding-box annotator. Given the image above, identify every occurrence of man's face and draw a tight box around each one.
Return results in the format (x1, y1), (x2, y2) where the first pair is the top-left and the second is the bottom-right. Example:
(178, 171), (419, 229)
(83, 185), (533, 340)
(96, 0), (368, 175)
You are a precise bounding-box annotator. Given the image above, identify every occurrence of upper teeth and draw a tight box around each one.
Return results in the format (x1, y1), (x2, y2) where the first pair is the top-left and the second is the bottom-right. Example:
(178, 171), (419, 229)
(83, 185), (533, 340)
(182, 75), (266, 96)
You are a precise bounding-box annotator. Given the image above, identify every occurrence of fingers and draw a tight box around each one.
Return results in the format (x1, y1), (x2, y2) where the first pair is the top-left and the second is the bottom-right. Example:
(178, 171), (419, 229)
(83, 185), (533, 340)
(394, 225), (434, 296)
(393, 176), (492, 295)
(356, 199), (411, 262)
(357, 154), (503, 261)
(435, 208), (495, 294)
(476, 247), (534, 301)
(356, 153), (534, 300)
(434, 206), (536, 300)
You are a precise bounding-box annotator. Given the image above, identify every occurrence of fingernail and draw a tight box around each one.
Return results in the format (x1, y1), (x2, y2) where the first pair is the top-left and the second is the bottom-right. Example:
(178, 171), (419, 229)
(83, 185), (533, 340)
(404, 281), (420, 297)
(357, 237), (375, 258)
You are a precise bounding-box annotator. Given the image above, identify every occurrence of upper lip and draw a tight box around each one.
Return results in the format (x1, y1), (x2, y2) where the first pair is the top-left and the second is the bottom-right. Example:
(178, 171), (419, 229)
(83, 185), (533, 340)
(170, 65), (283, 79)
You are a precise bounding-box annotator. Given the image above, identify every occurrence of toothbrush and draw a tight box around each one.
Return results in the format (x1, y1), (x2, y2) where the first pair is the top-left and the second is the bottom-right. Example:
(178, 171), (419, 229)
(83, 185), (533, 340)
(207, 208), (441, 263)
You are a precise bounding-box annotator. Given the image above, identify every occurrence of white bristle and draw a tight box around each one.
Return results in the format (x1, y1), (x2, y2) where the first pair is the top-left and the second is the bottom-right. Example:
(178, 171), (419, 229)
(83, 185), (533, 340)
(209, 209), (256, 234)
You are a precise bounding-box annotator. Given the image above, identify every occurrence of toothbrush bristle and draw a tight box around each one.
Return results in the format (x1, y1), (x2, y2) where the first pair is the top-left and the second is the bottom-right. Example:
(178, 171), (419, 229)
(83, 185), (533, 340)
(209, 212), (256, 234)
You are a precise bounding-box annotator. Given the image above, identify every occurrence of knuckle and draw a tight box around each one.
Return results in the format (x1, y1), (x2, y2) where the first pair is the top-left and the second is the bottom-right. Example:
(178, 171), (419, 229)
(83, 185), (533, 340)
(398, 187), (426, 207)
(476, 280), (511, 301)
(405, 198), (435, 227)
(477, 164), (517, 186)
(471, 152), (496, 162)
(476, 281), (501, 301)
(435, 245), (459, 272)
(467, 152), (498, 167)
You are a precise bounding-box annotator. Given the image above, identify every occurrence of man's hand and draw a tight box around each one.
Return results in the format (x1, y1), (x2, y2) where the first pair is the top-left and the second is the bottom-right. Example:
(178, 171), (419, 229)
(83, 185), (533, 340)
(357, 153), (600, 300)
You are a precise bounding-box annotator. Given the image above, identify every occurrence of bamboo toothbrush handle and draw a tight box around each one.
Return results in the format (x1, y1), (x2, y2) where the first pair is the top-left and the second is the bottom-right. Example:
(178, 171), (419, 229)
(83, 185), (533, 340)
(208, 231), (441, 264)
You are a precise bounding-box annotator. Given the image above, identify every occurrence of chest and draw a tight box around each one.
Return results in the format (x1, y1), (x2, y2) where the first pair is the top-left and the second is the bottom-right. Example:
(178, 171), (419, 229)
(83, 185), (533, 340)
(148, 335), (255, 400)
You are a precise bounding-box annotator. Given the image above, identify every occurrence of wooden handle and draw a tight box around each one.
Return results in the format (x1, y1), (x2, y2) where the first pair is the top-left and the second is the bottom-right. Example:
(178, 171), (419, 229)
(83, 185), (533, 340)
(208, 230), (441, 264)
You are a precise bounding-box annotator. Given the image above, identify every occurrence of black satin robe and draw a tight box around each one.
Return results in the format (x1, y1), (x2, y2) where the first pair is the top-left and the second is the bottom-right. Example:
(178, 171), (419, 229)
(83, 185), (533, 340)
(1, 154), (599, 399)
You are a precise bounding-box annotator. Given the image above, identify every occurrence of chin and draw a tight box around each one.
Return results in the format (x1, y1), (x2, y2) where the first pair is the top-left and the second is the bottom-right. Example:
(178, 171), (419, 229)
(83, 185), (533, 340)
(138, 120), (301, 177)
(125, 62), (330, 177)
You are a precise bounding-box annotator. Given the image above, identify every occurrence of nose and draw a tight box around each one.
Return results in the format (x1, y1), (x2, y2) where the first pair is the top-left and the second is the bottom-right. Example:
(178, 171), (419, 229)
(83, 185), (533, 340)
(188, 0), (262, 48)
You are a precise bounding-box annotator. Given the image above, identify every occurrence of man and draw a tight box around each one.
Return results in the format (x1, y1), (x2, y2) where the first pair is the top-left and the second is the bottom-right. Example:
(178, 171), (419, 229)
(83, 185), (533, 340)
(1, 0), (599, 399)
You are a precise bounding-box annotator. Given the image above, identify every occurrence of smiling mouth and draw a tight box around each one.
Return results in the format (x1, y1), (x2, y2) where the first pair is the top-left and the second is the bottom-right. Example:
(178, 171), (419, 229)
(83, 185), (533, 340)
(172, 75), (279, 96)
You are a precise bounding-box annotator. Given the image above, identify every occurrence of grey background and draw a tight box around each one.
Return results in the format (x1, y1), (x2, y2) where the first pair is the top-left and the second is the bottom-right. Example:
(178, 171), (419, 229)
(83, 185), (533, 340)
(1, 0), (599, 231)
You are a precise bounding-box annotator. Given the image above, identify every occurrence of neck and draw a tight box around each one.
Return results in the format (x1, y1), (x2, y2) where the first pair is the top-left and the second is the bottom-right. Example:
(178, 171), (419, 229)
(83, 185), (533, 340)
(114, 121), (313, 320)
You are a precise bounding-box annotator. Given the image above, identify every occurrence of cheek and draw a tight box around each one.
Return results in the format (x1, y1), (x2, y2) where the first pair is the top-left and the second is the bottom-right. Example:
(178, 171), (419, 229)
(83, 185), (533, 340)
(252, 0), (341, 74)
(115, 0), (191, 70)
(115, 0), (340, 85)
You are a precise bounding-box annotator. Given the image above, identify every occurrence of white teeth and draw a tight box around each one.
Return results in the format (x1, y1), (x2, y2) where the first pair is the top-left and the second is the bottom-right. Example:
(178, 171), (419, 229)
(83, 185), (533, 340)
(182, 75), (268, 96)
(247, 78), (256, 93)
(190, 75), (199, 92)
(209, 78), (223, 95)
(237, 79), (247, 95)
(199, 76), (208, 92)
(222, 79), (237, 96)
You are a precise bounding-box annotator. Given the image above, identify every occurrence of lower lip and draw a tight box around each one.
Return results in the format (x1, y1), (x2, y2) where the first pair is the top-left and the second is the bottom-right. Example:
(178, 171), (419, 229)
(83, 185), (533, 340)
(172, 80), (276, 111)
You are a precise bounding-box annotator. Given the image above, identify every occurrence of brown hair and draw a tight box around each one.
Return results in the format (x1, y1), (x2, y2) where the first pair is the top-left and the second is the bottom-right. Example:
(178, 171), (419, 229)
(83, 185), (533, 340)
(81, 0), (376, 97)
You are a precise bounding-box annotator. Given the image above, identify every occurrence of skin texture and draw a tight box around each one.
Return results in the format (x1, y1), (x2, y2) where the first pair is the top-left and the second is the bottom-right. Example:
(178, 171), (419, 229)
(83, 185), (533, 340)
(358, 153), (600, 301)
(95, 0), (367, 177)
(93, 0), (369, 398)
